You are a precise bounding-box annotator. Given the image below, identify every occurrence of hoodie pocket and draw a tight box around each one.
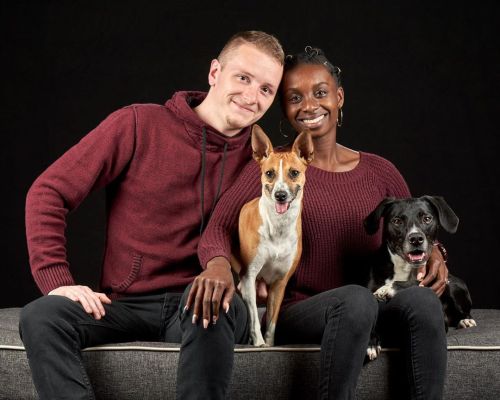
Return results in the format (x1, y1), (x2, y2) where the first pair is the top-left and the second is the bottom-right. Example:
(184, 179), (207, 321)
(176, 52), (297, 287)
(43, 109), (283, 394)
(111, 253), (143, 292)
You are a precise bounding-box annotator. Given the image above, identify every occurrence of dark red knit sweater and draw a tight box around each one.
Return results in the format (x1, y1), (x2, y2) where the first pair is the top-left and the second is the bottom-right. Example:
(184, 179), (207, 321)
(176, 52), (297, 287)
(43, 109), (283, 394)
(25, 91), (253, 296)
(199, 152), (410, 307)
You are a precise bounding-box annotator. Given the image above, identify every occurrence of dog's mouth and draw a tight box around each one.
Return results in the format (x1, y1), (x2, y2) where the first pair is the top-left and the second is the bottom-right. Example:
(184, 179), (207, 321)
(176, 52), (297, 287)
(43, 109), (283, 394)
(405, 250), (428, 265)
(275, 201), (291, 214)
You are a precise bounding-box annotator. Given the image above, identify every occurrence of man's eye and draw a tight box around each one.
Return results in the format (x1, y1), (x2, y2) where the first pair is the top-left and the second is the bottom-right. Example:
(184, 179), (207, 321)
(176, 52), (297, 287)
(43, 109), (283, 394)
(238, 75), (249, 82)
(261, 86), (272, 95)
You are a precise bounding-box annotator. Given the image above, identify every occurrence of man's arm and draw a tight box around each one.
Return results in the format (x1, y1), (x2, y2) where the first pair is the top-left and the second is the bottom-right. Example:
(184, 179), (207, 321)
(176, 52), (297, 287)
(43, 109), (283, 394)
(25, 107), (137, 313)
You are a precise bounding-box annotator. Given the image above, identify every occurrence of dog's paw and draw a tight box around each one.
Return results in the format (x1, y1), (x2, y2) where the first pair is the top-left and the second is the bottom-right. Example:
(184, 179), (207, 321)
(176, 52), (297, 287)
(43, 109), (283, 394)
(252, 337), (266, 347)
(373, 284), (395, 300)
(366, 345), (381, 361)
(458, 319), (477, 329)
(251, 331), (266, 347)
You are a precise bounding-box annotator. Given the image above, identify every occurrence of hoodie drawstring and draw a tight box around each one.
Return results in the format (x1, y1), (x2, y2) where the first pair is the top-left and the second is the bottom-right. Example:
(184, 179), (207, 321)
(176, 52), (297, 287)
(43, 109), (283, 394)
(199, 127), (228, 235)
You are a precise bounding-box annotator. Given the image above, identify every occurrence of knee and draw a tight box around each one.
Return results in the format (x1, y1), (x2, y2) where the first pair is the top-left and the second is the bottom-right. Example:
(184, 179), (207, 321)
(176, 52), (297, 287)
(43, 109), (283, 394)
(19, 295), (71, 339)
(326, 285), (378, 329)
(395, 286), (445, 328)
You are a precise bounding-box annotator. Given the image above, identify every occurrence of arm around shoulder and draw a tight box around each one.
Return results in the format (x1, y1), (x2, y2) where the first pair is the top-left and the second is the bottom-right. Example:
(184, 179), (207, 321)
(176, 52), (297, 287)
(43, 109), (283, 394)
(198, 160), (261, 269)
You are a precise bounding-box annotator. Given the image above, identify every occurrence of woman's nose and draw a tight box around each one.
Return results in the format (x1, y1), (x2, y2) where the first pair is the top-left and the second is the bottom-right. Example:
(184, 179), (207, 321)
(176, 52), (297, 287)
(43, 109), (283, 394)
(302, 96), (319, 111)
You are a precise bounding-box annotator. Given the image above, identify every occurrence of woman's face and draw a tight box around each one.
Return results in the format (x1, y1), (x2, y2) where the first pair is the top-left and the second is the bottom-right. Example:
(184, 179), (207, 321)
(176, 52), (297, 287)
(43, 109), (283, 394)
(281, 63), (344, 138)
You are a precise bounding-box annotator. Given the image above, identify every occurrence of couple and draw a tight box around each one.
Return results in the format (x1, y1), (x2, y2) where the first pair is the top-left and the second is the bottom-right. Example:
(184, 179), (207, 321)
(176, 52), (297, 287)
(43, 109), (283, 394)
(20, 30), (448, 399)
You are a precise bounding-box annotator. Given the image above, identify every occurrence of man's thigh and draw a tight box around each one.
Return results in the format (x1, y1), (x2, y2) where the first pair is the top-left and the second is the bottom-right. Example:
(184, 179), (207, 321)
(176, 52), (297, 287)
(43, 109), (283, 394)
(51, 292), (168, 347)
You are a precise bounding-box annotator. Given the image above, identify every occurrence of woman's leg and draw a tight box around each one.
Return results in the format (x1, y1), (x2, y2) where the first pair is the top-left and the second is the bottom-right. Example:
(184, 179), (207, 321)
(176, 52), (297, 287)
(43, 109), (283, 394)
(175, 283), (249, 400)
(275, 285), (378, 400)
(377, 286), (447, 400)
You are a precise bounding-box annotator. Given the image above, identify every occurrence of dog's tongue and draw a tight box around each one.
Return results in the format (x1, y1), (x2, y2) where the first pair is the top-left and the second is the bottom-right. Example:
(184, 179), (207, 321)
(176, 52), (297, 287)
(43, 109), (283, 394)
(275, 202), (290, 214)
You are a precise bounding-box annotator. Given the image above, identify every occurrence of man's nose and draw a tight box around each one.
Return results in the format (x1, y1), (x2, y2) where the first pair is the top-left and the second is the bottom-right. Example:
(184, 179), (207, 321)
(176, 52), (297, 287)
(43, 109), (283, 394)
(242, 86), (258, 104)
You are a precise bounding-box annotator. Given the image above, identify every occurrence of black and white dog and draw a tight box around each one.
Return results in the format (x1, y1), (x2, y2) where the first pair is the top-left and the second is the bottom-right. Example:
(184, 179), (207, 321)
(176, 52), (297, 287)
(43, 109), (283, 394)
(364, 196), (476, 359)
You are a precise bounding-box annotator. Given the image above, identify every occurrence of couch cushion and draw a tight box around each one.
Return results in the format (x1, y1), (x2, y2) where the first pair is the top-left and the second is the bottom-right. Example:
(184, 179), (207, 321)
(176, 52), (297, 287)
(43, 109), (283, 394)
(1, 308), (499, 399)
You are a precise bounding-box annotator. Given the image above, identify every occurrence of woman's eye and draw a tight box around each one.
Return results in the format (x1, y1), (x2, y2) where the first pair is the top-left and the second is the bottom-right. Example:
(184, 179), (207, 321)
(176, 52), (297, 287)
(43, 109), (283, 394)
(289, 95), (301, 103)
(316, 89), (327, 97)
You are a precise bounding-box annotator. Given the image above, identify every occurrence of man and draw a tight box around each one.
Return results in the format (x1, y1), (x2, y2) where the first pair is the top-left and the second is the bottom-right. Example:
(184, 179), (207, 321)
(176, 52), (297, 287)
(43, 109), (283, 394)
(20, 31), (284, 400)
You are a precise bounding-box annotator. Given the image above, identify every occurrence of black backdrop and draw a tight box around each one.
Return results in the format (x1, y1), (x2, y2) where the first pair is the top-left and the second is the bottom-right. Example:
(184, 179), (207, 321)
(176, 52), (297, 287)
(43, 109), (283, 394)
(2, 1), (498, 308)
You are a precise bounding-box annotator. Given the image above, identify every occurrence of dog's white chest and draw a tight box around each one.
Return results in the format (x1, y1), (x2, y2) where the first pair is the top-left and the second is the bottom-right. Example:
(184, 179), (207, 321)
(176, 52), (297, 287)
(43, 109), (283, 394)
(249, 199), (300, 282)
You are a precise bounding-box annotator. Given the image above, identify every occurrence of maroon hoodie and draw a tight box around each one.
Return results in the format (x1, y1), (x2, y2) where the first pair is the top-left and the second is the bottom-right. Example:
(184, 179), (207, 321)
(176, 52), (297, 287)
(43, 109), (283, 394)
(25, 91), (253, 296)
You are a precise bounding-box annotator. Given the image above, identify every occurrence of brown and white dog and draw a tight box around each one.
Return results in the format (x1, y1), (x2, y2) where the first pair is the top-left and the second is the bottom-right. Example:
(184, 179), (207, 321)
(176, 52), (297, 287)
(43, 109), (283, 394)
(234, 125), (313, 346)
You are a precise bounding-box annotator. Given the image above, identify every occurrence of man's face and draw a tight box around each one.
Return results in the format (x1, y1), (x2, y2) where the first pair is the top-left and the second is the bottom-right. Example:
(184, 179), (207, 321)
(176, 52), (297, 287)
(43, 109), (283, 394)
(207, 43), (283, 136)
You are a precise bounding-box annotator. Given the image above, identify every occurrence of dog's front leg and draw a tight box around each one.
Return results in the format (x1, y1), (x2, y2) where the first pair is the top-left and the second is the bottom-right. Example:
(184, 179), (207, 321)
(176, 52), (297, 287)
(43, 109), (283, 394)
(264, 277), (289, 346)
(239, 273), (266, 346)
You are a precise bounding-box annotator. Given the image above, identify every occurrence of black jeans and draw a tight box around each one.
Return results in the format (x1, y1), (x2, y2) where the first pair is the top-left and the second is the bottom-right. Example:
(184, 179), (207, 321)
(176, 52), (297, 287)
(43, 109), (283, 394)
(275, 285), (446, 400)
(19, 285), (249, 400)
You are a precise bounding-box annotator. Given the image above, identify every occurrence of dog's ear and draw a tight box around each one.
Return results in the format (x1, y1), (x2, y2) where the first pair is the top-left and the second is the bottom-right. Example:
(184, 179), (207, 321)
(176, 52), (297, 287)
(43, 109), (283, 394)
(251, 125), (274, 163)
(292, 130), (314, 165)
(421, 196), (459, 234)
(364, 197), (396, 235)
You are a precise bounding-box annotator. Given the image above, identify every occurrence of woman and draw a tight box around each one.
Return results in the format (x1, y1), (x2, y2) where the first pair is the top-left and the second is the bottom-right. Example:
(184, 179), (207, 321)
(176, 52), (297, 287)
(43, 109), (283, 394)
(199, 46), (448, 400)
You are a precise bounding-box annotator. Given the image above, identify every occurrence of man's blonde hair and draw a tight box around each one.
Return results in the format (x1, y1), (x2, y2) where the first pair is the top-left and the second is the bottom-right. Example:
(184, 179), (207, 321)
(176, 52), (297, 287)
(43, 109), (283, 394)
(218, 31), (284, 66)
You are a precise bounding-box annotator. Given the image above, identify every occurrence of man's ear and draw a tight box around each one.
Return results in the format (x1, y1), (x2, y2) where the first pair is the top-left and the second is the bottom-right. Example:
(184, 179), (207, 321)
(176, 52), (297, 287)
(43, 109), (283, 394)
(364, 197), (396, 235)
(421, 196), (459, 234)
(251, 125), (274, 163)
(208, 59), (221, 86)
(292, 131), (314, 165)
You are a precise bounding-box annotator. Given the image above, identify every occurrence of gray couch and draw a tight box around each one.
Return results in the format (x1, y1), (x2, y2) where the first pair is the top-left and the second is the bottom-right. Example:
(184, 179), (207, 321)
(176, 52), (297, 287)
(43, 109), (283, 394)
(1, 307), (499, 399)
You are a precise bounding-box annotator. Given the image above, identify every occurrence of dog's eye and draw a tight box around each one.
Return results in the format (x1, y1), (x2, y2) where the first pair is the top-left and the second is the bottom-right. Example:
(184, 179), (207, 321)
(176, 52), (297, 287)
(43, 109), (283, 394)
(391, 217), (403, 226)
(423, 215), (433, 224)
(289, 169), (300, 179)
(265, 170), (275, 179)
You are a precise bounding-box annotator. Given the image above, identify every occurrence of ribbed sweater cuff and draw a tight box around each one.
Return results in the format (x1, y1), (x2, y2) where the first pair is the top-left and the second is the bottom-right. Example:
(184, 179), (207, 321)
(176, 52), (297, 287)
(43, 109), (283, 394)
(198, 247), (231, 270)
(33, 264), (76, 295)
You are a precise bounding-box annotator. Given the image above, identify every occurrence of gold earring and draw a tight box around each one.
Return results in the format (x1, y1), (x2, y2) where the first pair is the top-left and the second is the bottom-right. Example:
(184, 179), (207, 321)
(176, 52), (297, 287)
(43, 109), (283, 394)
(337, 108), (343, 127)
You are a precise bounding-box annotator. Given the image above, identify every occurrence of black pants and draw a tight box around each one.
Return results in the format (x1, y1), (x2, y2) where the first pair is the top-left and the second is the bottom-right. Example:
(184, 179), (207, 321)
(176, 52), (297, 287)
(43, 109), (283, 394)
(19, 285), (249, 400)
(275, 285), (446, 400)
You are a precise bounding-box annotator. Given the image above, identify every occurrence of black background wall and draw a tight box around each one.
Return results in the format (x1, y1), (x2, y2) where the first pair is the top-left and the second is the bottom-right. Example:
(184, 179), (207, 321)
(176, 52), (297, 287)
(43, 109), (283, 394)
(1, 1), (498, 308)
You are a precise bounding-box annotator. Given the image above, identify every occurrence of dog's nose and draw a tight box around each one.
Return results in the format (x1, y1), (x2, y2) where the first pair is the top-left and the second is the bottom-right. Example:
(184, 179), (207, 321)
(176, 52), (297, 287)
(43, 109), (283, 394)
(274, 191), (288, 203)
(408, 233), (425, 246)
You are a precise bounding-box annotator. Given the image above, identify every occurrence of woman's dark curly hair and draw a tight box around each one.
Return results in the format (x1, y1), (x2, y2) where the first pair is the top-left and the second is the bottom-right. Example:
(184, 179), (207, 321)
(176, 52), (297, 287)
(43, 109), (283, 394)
(279, 46), (342, 107)
(285, 46), (342, 85)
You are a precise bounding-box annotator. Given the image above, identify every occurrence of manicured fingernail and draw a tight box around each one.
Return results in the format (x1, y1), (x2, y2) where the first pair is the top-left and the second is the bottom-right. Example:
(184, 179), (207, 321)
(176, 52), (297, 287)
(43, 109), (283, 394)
(183, 305), (188, 313)
(224, 304), (229, 313)
(212, 316), (217, 325)
(192, 314), (197, 324)
(417, 273), (423, 280)
(203, 319), (209, 329)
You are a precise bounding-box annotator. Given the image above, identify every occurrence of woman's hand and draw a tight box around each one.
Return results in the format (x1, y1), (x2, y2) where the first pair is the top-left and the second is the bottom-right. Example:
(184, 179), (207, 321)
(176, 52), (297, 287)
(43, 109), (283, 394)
(418, 245), (449, 297)
(49, 285), (112, 319)
(185, 257), (235, 328)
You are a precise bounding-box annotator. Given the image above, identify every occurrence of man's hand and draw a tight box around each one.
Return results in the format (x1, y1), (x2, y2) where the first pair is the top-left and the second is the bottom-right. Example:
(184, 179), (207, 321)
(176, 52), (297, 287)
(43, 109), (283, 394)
(185, 256), (235, 329)
(48, 285), (112, 319)
(417, 245), (448, 297)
